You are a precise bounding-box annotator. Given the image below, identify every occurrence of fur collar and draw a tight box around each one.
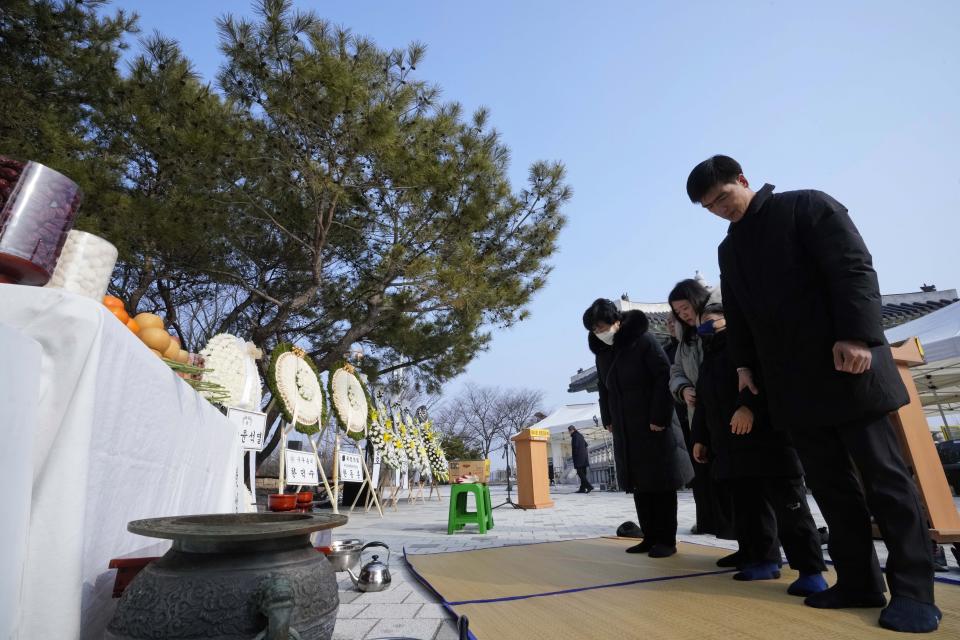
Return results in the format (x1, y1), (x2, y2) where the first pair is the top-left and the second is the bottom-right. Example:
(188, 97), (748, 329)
(588, 310), (650, 355)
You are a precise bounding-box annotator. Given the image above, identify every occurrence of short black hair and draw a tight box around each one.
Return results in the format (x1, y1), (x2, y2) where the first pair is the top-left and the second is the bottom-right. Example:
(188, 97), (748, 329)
(701, 302), (724, 316)
(582, 298), (621, 331)
(668, 279), (711, 344)
(686, 155), (743, 203)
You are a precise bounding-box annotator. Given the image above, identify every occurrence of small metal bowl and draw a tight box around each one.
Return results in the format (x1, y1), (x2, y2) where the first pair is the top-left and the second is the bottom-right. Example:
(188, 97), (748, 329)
(324, 538), (364, 572)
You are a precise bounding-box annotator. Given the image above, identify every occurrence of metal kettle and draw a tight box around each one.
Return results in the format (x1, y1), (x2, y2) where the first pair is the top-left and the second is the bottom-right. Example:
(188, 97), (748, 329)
(345, 542), (391, 592)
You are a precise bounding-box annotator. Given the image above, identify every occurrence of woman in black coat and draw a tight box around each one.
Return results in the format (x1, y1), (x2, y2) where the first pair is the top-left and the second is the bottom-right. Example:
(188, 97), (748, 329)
(584, 299), (694, 557)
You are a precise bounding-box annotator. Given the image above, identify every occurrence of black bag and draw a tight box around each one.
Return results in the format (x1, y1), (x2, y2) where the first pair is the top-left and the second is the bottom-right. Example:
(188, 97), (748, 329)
(616, 521), (644, 538)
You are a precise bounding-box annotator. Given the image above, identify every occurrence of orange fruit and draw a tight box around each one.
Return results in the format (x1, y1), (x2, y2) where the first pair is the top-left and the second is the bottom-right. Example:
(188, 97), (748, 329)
(140, 327), (172, 353)
(103, 295), (125, 310)
(110, 307), (130, 324)
(126, 318), (141, 335)
(162, 339), (180, 360)
(133, 313), (164, 331)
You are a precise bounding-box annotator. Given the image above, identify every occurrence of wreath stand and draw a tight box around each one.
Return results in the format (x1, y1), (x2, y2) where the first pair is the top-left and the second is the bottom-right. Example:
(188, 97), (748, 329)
(389, 466), (407, 510)
(369, 463), (398, 513)
(276, 397), (304, 497)
(344, 431), (384, 517)
(428, 475), (443, 502)
(272, 348), (333, 506)
(407, 470), (426, 504)
(306, 425), (336, 514)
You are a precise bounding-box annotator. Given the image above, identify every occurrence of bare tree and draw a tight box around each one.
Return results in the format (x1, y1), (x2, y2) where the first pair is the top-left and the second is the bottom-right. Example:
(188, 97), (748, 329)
(435, 384), (545, 458)
(499, 388), (546, 438)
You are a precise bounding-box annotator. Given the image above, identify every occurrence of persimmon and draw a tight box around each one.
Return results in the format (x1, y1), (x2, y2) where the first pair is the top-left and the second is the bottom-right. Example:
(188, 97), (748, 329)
(126, 318), (141, 335)
(103, 295), (125, 310)
(110, 307), (130, 324)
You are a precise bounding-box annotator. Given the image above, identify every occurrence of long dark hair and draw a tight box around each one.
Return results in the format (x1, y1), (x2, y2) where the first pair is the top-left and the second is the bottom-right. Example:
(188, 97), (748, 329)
(668, 279), (710, 344)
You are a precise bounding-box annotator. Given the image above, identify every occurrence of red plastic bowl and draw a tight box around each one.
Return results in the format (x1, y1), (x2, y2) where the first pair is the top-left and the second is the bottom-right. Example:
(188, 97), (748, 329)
(267, 493), (297, 511)
(296, 491), (314, 504)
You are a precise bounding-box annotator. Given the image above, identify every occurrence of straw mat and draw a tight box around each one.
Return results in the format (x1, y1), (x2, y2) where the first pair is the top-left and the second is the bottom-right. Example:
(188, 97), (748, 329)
(406, 538), (960, 639)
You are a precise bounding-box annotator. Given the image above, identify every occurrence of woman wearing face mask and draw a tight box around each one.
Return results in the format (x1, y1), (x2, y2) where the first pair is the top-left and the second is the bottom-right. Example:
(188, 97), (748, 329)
(668, 278), (738, 562)
(583, 298), (694, 558)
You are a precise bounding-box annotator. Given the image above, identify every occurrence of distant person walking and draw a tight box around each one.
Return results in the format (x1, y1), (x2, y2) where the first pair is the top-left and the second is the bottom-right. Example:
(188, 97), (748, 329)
(687, 155), (939, 633)
(569, 425), (593, 493)
(584, 299), (694, 558)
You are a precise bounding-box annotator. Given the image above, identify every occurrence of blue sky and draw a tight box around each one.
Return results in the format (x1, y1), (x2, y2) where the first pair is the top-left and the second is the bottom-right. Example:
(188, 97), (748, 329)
(107, 0), (960, 412)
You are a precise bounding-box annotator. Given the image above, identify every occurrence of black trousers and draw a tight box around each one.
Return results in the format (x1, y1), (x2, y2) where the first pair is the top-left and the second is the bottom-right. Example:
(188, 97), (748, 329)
(710, 477), (737, 540)
(575, 466), (592, 491)
(633, 490), (678, 546)
(789, 414), (935, 603)
(728, 476), (826, 574)
(691, 458), (715, 532)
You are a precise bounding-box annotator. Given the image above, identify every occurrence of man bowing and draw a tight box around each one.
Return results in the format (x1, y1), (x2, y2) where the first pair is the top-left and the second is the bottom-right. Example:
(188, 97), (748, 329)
(686, 155), (939, 633)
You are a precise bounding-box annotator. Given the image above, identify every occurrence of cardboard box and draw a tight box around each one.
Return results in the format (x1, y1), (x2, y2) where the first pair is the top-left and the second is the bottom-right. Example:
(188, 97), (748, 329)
(448, 459), (490, 483)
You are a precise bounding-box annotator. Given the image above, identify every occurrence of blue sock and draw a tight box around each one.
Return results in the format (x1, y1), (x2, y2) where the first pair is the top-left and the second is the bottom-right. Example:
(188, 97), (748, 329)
(788, 572), (828, 596)
(733, 562), (781, 581)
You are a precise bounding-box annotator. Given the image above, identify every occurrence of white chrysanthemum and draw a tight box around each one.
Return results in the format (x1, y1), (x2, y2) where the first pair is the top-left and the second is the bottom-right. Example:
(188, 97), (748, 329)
(200, 334), (262, 409)
(273, 351), (324, 425)
(421, 422), (449, 481)
(367, 412), (402, 470)
(331, 368), (367, 434)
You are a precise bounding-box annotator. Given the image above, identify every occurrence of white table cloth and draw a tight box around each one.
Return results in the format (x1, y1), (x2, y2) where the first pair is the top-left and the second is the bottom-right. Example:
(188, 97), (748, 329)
(0, 284), (242, 639)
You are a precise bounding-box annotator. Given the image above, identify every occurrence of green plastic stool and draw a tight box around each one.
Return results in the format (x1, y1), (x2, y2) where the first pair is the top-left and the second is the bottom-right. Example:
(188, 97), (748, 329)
(447, 483), (492, 534)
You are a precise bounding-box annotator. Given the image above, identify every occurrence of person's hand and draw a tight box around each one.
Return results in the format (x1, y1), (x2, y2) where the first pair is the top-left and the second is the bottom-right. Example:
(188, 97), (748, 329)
(833, 340), (872, 374)
(649, 423), (665, 432)
(693, 442), (709, 463)
(730, 406), (754, 435)
(682, 386), (697, 407)
(737, 367), (759, 394)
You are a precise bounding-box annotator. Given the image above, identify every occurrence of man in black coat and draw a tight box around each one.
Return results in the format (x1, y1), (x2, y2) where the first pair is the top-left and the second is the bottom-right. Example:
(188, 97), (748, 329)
(687, 155), (940, 633)
(585, 300), (694, 558)
(568, 425), (593, 493)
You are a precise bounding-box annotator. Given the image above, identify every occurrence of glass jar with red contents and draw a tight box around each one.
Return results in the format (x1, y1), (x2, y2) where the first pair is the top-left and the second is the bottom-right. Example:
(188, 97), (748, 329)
(0, 157), (83, 285)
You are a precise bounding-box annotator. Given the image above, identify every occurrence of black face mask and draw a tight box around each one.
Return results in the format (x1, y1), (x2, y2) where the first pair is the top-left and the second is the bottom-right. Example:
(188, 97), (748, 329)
(696, 319), (718, 336)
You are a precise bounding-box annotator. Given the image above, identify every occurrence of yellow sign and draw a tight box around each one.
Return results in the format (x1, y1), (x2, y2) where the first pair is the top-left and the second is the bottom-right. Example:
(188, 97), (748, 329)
(528, 428), (550, 440)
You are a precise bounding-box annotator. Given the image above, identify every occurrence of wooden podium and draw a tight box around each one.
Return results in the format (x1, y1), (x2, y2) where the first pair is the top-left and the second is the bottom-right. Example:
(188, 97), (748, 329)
(889, 337), (960, 544)
(511, 428), (554, 509)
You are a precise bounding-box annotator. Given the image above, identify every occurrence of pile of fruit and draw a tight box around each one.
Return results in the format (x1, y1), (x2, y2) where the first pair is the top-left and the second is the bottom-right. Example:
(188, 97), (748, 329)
(100, 294), (228, 401)
(103, 295), (187, 361)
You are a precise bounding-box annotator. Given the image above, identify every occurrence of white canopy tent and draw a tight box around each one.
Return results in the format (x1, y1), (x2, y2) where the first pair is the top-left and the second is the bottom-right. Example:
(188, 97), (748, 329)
(886, 300), (960, 363)
(885, 301), (960, 437)
(527, 402), (613, 480)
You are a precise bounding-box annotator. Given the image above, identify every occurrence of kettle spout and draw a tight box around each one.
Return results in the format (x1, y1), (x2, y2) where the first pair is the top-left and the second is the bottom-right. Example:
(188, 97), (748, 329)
(344, 566), (360, 589)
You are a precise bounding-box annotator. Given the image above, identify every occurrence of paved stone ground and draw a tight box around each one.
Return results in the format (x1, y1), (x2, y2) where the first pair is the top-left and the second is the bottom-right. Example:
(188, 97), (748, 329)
(328, 485), (960, 640)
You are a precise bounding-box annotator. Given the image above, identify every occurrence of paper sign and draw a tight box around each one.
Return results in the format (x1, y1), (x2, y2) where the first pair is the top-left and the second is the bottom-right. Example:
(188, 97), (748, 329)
(227, 408), (268, 451)
(284, 450), (319, 486)
(371, 450), (382, 489)
(338, 452), (363, 483)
